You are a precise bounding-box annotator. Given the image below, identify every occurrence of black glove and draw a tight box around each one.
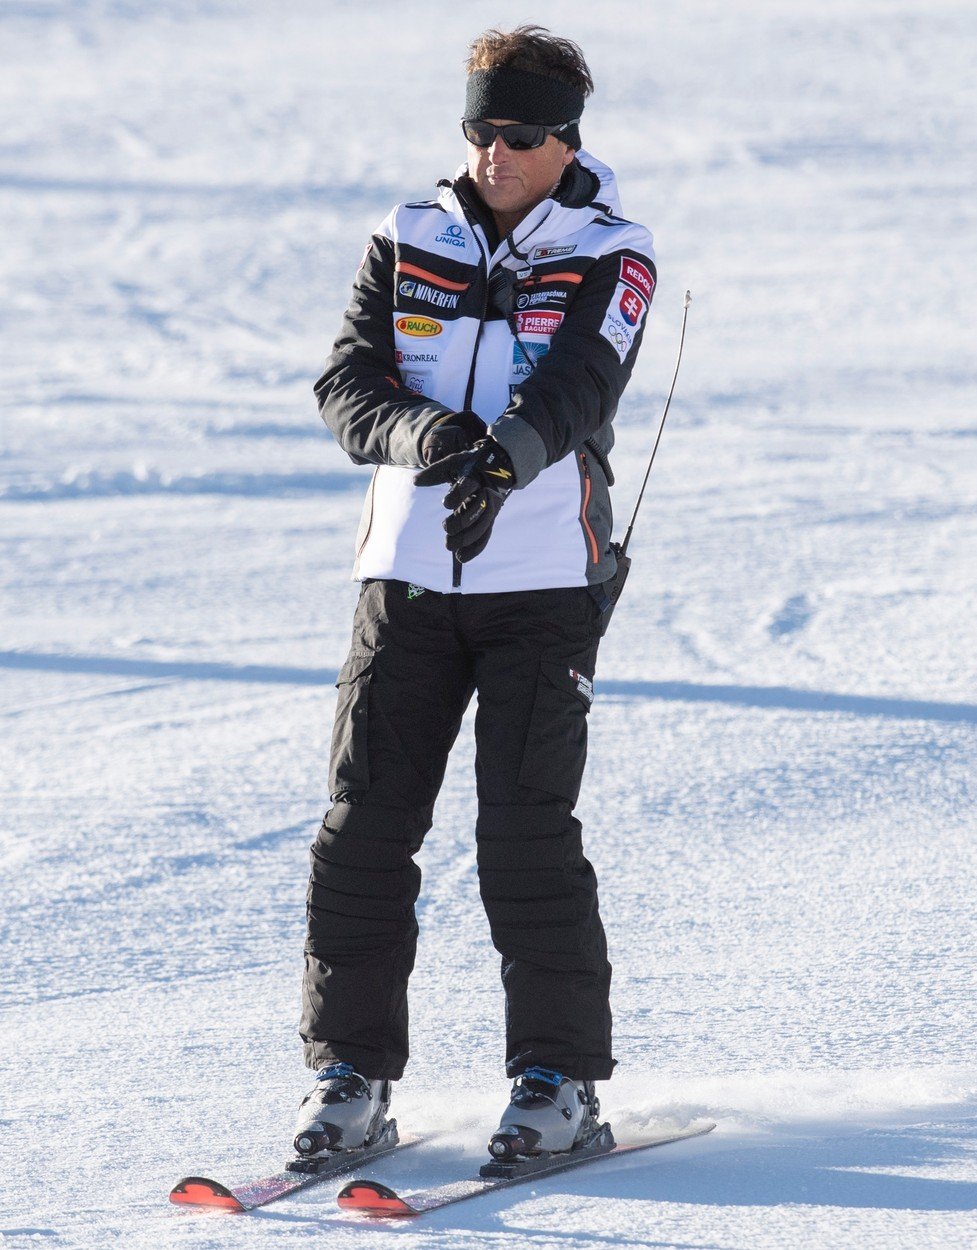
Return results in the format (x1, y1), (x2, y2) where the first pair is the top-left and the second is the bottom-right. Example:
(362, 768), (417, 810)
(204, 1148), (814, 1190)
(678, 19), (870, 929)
(414, 438), (514, 563)
(419, 410), (487, 466)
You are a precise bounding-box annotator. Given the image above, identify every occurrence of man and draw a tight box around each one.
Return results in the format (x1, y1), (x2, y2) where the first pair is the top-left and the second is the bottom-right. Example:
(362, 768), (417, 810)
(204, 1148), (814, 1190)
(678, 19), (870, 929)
(295, 25), (656, 1161)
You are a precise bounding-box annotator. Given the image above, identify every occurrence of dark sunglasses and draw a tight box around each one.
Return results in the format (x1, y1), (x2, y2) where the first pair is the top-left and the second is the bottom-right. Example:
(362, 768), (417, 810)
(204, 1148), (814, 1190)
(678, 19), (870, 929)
(461, 119), (578, 151)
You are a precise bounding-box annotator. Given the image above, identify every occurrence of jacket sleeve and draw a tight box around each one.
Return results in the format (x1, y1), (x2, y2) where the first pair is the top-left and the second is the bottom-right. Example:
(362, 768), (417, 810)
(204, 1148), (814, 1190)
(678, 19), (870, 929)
(314, 227), (456, 467)
(489, 243), (656, 487)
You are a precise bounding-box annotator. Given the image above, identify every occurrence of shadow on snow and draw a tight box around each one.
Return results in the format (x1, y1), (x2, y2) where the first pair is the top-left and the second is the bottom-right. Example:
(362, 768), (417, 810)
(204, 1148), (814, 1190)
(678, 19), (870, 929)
(2, 651), (977, 725)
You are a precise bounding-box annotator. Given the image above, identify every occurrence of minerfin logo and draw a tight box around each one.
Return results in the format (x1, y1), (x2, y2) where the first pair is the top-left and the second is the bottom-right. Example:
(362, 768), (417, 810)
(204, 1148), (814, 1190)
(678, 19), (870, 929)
(399, 278), (460, 310)
(435, 223), (467, 249)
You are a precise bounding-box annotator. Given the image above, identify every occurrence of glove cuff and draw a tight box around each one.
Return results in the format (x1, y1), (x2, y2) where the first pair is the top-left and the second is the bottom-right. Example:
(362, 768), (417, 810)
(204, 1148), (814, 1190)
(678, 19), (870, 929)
(451, 409), (488, 442)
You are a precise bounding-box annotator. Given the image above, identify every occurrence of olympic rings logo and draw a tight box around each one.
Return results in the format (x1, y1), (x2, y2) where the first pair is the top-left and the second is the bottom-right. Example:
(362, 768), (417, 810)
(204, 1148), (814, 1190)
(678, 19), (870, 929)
(604, 318), (633, 351)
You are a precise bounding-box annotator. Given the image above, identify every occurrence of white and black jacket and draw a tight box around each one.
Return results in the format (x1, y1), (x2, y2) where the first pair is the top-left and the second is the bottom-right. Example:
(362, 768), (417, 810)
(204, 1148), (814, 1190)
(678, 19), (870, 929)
(315, 150), (656, 594)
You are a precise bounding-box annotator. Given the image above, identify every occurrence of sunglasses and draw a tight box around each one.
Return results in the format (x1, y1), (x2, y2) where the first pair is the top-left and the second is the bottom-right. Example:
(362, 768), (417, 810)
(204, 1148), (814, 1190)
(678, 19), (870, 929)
(461, 119), (578, 151)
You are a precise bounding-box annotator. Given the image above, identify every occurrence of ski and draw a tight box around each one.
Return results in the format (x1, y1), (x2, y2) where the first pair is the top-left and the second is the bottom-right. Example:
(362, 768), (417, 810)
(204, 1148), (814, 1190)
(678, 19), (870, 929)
(336, 1119), (716, 1219)
(169, 1121), (419, 1212)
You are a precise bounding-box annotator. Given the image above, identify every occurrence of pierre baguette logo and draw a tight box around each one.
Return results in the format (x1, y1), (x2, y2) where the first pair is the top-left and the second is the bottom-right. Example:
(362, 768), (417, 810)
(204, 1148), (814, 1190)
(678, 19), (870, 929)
(514, 310), (564, 336)
(395, 315), (443, 337)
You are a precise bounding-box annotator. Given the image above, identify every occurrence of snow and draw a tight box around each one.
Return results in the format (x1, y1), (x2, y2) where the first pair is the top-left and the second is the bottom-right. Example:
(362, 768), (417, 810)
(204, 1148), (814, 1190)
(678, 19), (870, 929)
(2, 1), (976, 1246)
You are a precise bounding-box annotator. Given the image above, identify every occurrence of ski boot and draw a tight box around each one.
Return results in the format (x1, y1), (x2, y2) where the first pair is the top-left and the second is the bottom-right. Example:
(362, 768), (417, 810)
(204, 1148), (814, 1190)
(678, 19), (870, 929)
(487, 1066), (605, 1162)
(293, 1062), (393, 1157)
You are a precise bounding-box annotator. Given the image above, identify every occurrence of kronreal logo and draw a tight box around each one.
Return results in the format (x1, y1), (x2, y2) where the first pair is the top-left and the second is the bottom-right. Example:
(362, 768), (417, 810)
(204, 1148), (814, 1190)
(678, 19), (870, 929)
(435, 223), (467, 248)
(395, 316), (443, 337)
(396, 350), (439, 363)
(514, 310), (564, 336)
(532, 244), (576, 260)
(620, 257), (655, 301)
(398, 279), (460, 310)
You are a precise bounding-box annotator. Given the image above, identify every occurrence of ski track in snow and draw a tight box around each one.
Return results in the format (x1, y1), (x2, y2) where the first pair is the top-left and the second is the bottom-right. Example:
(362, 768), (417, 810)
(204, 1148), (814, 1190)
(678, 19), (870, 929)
(2, 2), (977, 1247)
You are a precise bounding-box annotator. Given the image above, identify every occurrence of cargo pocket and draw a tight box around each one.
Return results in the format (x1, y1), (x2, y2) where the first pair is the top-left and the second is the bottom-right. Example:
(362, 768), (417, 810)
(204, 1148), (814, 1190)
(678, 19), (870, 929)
(517, 660), (595, 804)
(328, 648), (374, 796)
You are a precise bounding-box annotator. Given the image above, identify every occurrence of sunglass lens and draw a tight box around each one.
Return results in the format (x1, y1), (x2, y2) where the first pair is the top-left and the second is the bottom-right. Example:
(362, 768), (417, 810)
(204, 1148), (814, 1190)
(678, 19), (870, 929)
(504, 125), (546, 150)
(463, 121), (549, 150)
(463, 121), (495, 146)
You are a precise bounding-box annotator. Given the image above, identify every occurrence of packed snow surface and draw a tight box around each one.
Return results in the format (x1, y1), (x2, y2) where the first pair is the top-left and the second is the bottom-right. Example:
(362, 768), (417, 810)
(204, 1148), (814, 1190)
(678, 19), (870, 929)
(2, 2), (976, 1247)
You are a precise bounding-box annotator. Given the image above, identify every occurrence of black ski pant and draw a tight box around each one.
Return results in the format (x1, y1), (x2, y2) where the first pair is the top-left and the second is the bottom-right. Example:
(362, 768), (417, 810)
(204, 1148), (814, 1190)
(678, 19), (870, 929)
(300, 578), (614, 1082)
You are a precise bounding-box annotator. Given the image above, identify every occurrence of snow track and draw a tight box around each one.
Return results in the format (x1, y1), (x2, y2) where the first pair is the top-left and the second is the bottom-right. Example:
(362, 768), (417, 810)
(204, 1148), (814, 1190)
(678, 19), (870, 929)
(2, 2), (976, 1247)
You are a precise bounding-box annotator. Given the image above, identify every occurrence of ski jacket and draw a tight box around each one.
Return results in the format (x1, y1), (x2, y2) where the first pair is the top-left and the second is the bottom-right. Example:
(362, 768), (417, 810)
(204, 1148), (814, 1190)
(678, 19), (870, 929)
(315, 150), (656, 594)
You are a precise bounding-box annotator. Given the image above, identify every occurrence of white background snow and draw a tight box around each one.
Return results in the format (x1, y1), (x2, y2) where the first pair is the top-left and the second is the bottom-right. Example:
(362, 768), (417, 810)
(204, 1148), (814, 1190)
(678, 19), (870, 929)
(2, 0), (976, 1246)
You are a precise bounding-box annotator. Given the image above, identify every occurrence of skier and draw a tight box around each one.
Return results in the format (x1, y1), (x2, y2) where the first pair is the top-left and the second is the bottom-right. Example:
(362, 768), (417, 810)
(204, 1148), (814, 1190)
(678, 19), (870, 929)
(296, 24), (657, 1163)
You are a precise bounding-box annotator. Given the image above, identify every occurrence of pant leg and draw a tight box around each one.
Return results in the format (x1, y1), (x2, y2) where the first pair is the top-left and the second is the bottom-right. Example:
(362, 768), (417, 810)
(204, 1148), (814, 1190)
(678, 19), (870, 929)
(464, 587), (615, 1081)
(301, 580), (473, 1080)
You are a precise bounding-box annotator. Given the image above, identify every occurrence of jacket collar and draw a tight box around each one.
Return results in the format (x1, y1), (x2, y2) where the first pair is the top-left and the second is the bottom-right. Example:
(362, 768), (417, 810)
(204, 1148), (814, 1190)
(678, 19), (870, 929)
(439, 149), (624, 266)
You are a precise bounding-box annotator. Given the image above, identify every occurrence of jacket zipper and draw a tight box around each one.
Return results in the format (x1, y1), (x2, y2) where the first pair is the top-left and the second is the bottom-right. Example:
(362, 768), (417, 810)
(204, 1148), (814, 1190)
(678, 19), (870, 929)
(450, 192), (551, 588)
(452, 210), (491, 590)
(579, 452), (600, 566)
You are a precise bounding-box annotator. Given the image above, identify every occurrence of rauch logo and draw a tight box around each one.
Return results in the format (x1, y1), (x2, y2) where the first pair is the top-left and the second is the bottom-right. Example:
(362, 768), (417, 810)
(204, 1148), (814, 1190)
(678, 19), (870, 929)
(396, 316), (443, 337)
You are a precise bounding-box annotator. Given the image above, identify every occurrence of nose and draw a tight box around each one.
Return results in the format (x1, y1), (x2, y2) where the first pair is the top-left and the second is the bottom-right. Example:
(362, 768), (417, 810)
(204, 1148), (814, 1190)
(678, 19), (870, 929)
(487, 134), (509, 162)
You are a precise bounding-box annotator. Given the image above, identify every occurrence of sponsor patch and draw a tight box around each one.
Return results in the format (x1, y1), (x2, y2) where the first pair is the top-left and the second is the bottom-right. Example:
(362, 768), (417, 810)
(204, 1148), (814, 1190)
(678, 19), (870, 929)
(435, 223), (467, 249)
(401, 369), (431, 395)
(395, 315), (443, 337)
(600, 280), (649, 362)
(512, 339), (550, 380)
(516, 288), (569, 310)
(619, 256), (655, 301)
(619, 286), (647, 327)
(398, 278), (460, 310)
(407, 584), (426, 599)
(569, 668), (595, 705)
(395, 350), (438, 364)
(532, 244), (576, 260)
(514, 310), (564, 336)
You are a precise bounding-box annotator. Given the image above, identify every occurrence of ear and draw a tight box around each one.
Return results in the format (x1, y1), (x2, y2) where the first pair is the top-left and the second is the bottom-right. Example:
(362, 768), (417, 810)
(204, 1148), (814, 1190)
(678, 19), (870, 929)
(562, 145), (574, 167)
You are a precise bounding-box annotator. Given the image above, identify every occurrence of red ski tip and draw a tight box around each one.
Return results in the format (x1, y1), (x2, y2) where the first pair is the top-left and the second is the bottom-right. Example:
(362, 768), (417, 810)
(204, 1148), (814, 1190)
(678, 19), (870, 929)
(169, 1176), (245, 1211)
(337, 1180), (417, 1217)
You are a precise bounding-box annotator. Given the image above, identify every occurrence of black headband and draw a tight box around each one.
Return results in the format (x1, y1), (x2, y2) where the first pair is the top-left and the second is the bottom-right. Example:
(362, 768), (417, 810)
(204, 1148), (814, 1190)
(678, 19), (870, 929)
(464, 67), (584, 150)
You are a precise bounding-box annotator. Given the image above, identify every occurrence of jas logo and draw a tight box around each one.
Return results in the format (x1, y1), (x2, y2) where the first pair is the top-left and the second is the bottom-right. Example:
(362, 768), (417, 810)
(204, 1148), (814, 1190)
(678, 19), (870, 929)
(395, 316), (443, 337)
(512, 340), (549, 378)
(435, 223), (467, 249)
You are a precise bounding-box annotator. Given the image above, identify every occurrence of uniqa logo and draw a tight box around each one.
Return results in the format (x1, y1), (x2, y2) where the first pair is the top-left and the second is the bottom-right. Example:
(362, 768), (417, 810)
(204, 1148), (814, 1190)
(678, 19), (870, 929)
(435, 223), (466, 248)
(396, 316), (443, 337)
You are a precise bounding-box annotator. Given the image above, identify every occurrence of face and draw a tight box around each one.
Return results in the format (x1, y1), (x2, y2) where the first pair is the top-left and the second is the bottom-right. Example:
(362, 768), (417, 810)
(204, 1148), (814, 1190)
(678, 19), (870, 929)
(466, 118), (575, 228)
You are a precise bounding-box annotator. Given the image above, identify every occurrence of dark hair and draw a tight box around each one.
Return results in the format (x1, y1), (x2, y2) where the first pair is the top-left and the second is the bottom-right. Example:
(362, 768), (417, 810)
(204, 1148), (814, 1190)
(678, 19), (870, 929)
(465, 24), (594, 99)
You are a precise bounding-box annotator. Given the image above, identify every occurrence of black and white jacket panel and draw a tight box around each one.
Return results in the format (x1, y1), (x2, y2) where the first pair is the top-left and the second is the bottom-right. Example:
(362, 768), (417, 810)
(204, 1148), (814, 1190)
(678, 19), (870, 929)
(315, 150), (656, 594)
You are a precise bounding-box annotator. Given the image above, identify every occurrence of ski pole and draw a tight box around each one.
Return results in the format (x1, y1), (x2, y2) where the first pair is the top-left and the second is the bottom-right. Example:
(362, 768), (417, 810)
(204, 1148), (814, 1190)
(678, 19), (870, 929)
(621, 289), (692, 558)
(597, 291), (693, 625)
